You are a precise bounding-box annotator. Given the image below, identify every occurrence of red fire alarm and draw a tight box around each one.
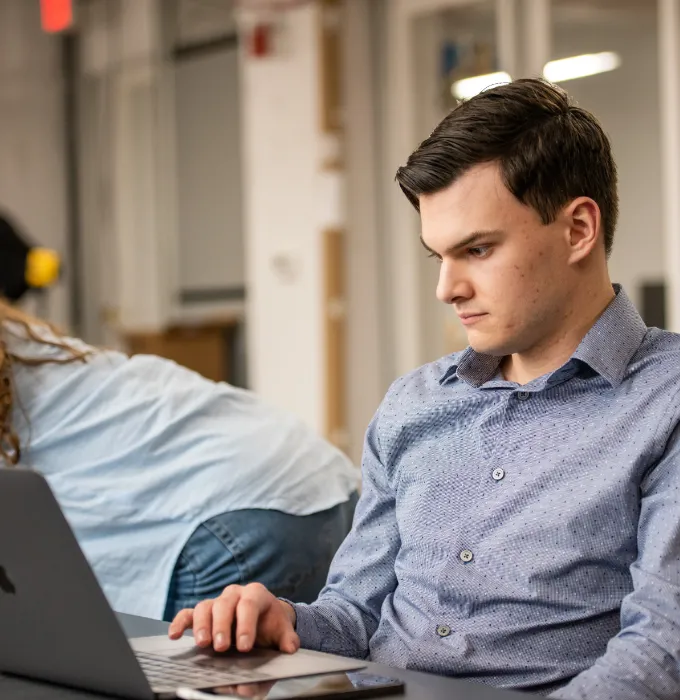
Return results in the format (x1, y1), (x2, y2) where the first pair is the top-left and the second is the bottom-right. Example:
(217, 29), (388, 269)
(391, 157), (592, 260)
(40, 0), (74, 34)
(249, 23), (272, 58)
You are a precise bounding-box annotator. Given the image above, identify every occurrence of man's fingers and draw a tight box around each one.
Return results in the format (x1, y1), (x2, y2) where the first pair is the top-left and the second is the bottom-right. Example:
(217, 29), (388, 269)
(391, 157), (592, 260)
(192, 599), (215, 647)
(167, 584), (294, 654)
(269, 600), (298, 653)
(212, 587), (243, 651)
(168, 608), (194, 639)
(280, 630), (301, 654)
(235, 590), (269, 652)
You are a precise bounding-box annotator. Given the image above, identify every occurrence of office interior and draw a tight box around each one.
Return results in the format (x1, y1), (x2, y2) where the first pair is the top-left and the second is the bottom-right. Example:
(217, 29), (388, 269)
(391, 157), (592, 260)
(0, 0), (675, 464)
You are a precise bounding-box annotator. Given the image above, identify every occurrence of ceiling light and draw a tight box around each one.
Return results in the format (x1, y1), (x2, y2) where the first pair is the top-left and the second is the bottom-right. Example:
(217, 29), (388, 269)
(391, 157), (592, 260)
(543, 51), (621, 83)
(449, 51), (620, 101)
(451, 71), (512, 100)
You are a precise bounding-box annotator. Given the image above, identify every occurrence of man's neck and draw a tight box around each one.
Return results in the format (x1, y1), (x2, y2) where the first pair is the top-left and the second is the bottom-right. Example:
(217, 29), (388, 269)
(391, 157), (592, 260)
(501, 283), (615, 386)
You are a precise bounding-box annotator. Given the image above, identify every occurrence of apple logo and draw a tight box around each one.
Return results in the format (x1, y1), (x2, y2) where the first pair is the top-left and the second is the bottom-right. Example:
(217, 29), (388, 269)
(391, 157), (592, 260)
(0, 566), (16, 595)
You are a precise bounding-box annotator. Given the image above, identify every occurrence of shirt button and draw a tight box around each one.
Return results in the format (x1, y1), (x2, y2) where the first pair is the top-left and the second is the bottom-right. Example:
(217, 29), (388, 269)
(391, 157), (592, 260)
(516, 391), (530, 401)
(492, 468), (505, 481)
(436, 624), (451, 638)
(459, 549), (474, 563)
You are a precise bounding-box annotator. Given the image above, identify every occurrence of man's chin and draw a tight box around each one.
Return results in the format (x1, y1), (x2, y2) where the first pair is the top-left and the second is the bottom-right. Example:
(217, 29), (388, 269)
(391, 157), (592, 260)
(467, 332), (510, 357)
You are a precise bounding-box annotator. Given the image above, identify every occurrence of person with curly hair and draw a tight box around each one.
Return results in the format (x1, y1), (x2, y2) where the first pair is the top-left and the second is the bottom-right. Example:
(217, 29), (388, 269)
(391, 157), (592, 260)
(0, 303), (359, 622)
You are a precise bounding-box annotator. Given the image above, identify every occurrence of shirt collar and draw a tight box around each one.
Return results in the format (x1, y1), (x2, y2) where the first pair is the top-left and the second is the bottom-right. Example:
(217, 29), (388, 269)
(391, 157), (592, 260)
(571, 285), (648, 387)
(440, 285), (648, 389)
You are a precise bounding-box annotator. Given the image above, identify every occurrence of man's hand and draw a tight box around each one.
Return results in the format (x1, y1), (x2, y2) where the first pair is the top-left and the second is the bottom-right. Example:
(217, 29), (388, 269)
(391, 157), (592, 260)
(168, 583), (300, 654)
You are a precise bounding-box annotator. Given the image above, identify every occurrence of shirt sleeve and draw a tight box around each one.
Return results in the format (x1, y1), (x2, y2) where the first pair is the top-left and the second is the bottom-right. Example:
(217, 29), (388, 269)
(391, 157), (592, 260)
(290, 411), (400, 658)
(551, 421), (680, 700)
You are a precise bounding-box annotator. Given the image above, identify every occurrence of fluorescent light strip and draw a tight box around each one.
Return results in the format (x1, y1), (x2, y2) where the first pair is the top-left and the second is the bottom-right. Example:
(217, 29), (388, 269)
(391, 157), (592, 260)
(450, 52), (621, 100)
(451, 71), (512, 100)
(543, 51), (621, 83)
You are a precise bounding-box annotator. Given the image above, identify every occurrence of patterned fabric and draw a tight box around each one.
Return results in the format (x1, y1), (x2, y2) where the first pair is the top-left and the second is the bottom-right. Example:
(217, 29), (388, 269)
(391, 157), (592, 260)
(293, 286), (680, 700)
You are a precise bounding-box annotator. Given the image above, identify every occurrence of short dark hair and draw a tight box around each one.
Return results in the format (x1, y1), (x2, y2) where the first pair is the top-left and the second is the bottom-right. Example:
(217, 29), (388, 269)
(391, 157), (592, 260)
(395, 78), (618, 257)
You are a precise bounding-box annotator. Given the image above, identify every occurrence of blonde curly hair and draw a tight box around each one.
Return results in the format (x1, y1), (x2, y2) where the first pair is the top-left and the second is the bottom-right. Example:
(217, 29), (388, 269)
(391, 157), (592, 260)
(0, 301), (89, 465)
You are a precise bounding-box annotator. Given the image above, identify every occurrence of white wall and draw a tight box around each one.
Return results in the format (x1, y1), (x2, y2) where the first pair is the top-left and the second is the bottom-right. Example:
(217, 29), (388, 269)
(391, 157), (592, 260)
(0, 0), (70, 326)
(241, 4), (335, 433)
(343, 0), (391, 461)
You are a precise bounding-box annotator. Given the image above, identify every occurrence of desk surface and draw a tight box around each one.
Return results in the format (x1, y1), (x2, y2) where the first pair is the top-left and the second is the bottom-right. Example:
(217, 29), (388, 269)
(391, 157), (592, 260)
(0, 614), (524, 700)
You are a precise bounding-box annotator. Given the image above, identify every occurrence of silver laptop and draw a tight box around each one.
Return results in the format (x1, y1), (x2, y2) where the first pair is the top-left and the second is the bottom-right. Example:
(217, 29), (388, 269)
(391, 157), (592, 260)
(0, 469), (364, 699)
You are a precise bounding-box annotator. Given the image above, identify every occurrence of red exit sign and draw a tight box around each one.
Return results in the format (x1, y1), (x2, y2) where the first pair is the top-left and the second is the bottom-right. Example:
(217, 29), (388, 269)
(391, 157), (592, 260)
(40, 0), (74, 34)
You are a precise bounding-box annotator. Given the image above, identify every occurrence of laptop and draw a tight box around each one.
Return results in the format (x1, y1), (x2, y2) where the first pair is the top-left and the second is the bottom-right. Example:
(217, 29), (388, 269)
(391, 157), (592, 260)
(0, 469), (365, 699)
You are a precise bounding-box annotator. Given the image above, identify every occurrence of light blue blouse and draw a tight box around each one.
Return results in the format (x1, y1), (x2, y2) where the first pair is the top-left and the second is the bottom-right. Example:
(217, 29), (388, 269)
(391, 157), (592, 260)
(7, 326), (359, 619)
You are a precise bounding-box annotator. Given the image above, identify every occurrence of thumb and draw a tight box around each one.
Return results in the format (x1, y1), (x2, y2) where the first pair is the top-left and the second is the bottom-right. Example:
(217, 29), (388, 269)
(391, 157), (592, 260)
(269, 606), (298, 653)
(280, 630), (300, 654)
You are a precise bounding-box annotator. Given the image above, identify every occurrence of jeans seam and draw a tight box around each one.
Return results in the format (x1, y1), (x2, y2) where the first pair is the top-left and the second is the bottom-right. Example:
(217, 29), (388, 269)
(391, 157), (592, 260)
(174, 530), (206, 582)
(201, 516), (251, 582)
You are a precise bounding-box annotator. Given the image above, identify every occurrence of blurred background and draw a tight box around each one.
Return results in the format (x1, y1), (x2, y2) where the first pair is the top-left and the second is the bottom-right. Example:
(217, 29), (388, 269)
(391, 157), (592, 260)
(0, 0), (677, 463)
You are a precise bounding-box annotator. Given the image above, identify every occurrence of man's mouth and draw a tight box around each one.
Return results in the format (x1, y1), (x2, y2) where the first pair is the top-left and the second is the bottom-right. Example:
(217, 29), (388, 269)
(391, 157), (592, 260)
(457, 312), (488, 326)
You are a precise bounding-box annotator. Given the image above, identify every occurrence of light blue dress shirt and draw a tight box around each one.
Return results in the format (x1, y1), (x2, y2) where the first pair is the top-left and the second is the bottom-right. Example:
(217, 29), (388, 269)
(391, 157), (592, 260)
(293, 286), (680, 700)
(6, 328), (359, 620)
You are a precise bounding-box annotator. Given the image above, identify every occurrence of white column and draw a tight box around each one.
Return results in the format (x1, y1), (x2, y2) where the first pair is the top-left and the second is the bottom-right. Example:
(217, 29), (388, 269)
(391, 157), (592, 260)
(239, 4), (329, 431)
(659, 0), (680, 331)
(523, 0), (551, 77)
(496, 0), (518, 77)
(79, 0), (177, 337)
(384, 0), (424, 377)
(343, 0), (386, 461)
(114, 0), (177, 333)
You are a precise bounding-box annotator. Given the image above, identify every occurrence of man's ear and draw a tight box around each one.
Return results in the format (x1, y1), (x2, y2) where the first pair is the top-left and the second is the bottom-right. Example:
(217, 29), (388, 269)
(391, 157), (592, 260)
(563, 197), (602, 264)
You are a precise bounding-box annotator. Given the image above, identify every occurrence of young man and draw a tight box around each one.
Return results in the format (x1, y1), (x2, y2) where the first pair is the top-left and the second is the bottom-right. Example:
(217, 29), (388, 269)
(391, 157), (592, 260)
(169, 79), (680, 699)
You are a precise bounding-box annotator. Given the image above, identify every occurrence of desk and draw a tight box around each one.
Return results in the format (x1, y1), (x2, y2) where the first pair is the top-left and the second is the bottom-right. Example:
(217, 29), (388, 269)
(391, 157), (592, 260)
(0, 614), (525, 700)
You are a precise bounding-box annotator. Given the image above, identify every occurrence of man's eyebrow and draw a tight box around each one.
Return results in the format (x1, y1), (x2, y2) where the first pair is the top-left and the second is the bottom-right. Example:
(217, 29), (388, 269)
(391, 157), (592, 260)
(419, 236), (437, 255)
(419, 230), (503, 257)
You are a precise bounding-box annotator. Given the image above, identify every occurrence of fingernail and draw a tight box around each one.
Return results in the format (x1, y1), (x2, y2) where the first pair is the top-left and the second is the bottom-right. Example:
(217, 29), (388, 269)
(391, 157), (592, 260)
(215, 633), (226, 648)
(196, 629), (209, 645)
(238, 634), (249, 650)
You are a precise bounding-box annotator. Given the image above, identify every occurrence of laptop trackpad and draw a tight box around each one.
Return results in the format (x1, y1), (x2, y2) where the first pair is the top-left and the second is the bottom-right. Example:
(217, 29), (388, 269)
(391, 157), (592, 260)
(130, 636), (366, 684)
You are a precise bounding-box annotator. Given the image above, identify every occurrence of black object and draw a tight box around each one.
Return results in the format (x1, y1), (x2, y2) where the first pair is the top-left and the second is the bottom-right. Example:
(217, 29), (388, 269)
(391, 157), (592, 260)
(0, 470), (367, 700)
(0, 215), (32, 301)
(640, 281), (666, 329)
(0, 214), (61, 302)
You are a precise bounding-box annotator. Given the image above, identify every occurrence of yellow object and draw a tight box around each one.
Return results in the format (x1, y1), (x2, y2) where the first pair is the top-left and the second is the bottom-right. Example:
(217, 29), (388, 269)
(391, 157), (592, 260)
(25, 248), (60, 288)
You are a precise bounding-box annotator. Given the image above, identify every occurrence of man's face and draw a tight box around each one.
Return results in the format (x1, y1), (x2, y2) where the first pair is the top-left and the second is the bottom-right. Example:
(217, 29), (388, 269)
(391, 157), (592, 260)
(419, 162), (576, 357)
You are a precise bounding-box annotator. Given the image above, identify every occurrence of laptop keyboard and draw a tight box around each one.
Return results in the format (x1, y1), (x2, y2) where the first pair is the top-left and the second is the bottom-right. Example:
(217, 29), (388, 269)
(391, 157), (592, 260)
(136, 650), (257, 693)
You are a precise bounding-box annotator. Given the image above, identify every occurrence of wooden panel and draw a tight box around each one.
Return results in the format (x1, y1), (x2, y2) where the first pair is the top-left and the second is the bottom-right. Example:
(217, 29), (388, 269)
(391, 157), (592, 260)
(324, 228), (347, 449)
(126, 322), (236, 383)
(318, 0), (343, 135)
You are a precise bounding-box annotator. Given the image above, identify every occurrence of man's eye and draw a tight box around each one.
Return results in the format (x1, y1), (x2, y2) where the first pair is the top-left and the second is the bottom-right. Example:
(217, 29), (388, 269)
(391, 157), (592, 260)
(468, 246), (490, 258)
(427, 251), (442, 263)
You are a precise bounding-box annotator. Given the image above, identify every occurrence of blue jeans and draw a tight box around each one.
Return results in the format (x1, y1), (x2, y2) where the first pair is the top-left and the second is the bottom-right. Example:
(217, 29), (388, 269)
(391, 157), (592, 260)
(162, 493), (358, 621)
